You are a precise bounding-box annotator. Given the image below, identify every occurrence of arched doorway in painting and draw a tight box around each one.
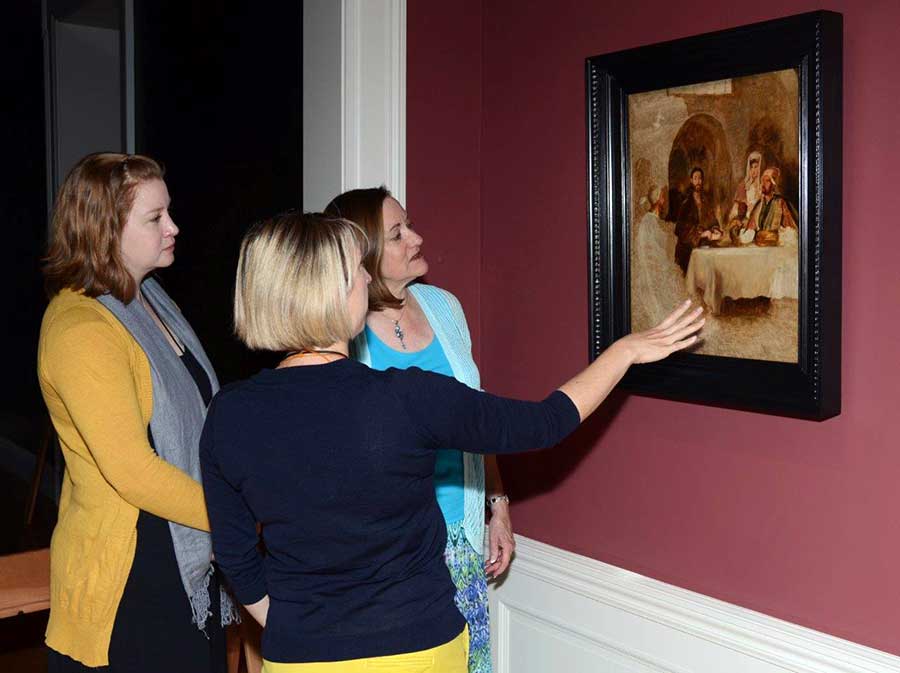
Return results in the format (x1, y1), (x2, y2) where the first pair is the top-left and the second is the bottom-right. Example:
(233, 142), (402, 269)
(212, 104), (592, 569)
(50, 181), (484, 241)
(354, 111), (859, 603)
(667, 114), (733, 226)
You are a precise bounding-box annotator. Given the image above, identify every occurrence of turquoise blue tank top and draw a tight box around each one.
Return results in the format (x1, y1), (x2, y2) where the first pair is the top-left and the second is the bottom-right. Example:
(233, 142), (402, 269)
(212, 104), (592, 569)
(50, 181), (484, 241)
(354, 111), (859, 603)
(364, 324), (465, 524)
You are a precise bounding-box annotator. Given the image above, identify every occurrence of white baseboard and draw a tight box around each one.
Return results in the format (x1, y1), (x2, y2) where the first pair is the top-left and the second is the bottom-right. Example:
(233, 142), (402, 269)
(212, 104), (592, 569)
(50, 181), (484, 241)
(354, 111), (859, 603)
(489, 534), (900, 673)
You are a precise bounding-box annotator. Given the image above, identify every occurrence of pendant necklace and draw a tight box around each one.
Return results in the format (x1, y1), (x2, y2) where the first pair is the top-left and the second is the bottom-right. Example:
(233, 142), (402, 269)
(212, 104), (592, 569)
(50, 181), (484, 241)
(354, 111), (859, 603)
(392, 300), (408, 350)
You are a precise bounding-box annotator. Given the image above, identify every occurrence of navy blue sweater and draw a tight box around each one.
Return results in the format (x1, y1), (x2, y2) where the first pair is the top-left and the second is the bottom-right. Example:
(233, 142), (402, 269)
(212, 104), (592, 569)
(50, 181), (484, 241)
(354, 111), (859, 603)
(199, 359), (579, 663)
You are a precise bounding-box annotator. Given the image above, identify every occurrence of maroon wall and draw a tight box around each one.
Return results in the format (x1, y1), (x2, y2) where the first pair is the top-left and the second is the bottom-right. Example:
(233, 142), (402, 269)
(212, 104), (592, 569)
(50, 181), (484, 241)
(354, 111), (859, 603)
(407, 0), (483, 347)
(409, 0), (900, 655)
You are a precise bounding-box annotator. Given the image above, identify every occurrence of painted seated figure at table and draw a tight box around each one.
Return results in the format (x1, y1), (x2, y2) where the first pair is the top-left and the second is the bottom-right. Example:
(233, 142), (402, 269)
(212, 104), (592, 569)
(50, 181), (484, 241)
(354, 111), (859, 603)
(746, 167), (799, 247)
(674, 166), (724, 273)
(633, 184), (689, 329)
(729, 151), (763, 223)
(727, 151), (764, 245)
(683, 165), (800, 316)
(637, 184), (672, 244)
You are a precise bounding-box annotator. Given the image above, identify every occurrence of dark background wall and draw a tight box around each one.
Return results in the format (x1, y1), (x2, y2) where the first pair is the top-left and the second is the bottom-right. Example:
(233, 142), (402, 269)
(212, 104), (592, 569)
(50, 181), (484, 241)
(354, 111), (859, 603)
(0, 0), (302, 553)
(409, 0), (900, 656)
(0, 2), (300, 665)
(2, 0), (48, 431)
(53, 18), (122, 187)
(1, 0), (55, 557)
(135, 0), (301, 383)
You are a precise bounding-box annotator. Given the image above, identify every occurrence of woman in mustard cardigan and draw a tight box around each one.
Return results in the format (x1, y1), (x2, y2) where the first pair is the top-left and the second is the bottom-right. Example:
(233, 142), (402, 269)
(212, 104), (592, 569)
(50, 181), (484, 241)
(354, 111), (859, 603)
(38, 153), (234, 671)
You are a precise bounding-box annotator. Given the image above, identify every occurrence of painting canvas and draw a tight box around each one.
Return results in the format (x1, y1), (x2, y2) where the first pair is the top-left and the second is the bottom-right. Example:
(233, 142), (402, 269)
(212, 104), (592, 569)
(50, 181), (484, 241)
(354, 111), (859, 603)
(586, 11), (842, 418)
(628, 69), (800, 363)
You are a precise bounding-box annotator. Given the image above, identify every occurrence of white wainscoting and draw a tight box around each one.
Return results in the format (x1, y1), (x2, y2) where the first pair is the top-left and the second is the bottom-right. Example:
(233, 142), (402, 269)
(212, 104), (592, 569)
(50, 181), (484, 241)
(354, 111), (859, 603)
(488, 535), (900, 673)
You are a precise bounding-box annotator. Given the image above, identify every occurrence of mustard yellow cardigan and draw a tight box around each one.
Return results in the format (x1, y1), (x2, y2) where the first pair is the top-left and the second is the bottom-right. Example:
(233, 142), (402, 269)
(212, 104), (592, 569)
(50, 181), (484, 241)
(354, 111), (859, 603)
(37, 289), (211, 667)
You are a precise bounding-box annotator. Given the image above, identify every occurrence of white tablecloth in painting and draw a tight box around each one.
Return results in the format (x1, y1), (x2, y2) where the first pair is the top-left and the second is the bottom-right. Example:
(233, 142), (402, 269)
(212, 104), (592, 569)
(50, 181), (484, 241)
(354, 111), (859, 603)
(685, 244), (798, 314)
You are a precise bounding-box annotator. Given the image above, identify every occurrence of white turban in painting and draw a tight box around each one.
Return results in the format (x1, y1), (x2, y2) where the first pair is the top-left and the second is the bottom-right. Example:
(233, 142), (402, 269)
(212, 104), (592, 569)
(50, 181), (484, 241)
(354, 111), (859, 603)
(762, 166), (780, 189)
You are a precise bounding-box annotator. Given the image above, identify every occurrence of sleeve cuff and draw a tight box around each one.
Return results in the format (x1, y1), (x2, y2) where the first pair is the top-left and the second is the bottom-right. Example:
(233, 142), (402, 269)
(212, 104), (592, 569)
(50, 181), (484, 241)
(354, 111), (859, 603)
(230, 577), (268, 606)
(546, 390), (582, 440)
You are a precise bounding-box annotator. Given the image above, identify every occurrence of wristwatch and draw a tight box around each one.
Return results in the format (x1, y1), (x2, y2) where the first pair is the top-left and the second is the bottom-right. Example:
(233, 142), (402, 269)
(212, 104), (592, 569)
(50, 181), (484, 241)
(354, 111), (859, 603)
(486, 494), (510, 507)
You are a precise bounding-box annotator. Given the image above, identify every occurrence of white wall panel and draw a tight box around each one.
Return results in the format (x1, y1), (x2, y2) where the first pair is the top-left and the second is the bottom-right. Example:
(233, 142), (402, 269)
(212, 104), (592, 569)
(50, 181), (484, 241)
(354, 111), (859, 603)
(490, 535), (900, 673)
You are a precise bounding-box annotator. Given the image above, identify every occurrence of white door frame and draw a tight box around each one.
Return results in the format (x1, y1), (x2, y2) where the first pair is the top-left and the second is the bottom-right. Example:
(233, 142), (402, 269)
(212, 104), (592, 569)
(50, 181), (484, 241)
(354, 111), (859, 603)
(303, 0), (406, 211)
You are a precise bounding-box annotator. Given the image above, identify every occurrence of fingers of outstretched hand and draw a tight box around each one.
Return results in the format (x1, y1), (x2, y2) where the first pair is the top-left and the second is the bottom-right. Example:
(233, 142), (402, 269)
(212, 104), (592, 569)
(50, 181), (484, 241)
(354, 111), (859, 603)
(655, 299), (693, 331)
(633, 317), (703, 362)
(659, 306), (704, 337)
(667, 317), (705, 344)
(668, 335), (699, 353)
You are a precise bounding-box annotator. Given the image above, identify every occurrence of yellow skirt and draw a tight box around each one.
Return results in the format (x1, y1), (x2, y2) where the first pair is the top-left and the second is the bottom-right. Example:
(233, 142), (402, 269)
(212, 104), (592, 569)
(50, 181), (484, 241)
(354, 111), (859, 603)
(263, 626), (469, 673)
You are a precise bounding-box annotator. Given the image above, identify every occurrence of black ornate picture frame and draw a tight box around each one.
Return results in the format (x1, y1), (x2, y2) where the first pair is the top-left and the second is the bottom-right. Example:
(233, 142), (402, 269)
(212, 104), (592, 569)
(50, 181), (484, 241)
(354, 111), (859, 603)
(587, 11), (842, 419)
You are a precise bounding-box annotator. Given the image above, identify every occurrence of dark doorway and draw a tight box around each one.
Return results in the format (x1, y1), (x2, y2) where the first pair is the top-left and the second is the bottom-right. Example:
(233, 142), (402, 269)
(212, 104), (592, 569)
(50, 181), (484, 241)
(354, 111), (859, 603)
(46, 0), (127, 192)
(0, 2), (53, 670)
(134, 1), (302, 384)
(1, 0), (56, 556)
(1, 3), (302, 668)
(0, 0), (302, 557)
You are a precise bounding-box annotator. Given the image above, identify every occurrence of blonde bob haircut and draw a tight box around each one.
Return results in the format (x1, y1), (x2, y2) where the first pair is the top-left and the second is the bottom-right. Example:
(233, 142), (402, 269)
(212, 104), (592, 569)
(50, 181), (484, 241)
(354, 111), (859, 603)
(234, 211), (370, 351)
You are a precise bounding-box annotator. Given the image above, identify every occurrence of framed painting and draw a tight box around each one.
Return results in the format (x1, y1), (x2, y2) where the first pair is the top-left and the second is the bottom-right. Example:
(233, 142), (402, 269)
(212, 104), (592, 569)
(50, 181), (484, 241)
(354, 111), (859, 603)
(586, 11), (842, 419)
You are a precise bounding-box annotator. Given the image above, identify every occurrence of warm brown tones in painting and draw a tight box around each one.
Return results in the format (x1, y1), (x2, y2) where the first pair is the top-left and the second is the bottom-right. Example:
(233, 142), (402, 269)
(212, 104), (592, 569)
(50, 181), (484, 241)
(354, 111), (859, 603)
(629, 69), (799, 362)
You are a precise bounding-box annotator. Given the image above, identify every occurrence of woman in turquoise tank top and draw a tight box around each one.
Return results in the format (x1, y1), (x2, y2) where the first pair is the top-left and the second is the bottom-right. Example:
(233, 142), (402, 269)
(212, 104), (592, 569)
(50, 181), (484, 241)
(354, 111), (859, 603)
(326, 188), (511, 673)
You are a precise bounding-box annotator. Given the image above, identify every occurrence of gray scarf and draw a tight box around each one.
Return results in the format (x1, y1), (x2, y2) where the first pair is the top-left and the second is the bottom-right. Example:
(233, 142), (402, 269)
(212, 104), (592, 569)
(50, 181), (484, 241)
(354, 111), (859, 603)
(98, 277), (237, 629)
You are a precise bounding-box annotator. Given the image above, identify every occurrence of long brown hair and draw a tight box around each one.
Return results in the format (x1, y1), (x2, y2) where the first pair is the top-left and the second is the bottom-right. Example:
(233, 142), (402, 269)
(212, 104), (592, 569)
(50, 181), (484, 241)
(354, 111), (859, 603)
(324, 186), (403, 311)
(43, 152), (164, 302)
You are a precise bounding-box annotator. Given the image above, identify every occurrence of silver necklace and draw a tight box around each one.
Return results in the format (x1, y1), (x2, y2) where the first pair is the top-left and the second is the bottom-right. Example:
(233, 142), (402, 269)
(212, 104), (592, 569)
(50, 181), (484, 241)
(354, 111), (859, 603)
(391, 299), (408, 350)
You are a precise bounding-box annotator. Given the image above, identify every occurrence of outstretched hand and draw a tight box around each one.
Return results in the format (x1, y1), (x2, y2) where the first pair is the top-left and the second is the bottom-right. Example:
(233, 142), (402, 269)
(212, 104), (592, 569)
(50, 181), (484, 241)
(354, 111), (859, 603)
(616, 300), (704, 364)
(557, 300), (705, 422)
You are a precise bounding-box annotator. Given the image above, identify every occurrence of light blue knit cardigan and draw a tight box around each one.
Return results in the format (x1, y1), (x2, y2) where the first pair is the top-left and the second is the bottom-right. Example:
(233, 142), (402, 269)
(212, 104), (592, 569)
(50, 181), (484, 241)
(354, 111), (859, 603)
(352, 283), (486, 555)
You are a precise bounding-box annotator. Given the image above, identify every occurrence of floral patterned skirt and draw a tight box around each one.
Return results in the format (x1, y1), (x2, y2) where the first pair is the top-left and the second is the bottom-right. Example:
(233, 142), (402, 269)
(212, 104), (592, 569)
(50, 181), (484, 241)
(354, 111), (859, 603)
(444, 521), (492, 673)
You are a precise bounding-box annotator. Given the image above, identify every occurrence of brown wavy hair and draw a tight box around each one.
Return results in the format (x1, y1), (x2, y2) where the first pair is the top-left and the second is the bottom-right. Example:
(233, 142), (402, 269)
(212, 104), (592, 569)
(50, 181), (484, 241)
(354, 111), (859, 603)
(43, 152), (164, 302)
(324, 186), (403, 311)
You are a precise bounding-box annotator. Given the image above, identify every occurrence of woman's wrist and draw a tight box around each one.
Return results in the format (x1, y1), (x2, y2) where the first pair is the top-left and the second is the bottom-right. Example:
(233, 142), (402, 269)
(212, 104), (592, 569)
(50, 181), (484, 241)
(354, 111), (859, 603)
(608, 337), (638, 366)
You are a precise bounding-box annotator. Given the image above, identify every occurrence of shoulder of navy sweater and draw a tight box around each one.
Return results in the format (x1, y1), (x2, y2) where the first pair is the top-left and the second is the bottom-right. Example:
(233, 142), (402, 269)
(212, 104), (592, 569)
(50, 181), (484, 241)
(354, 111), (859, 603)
(210, 360), (420, 405)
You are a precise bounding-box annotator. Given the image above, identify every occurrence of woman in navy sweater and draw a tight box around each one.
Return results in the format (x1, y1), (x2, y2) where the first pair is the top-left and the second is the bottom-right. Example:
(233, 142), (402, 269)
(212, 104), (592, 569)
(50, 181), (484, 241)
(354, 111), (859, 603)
(200, 211), (703, 672)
